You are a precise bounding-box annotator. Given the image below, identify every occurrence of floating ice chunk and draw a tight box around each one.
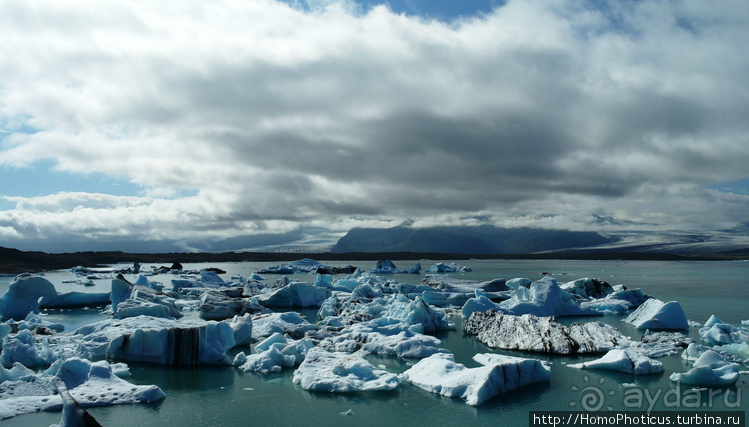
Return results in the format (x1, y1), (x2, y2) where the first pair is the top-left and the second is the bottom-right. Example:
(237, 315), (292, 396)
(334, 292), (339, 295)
(698, 316), (748, 346)
(74, 316), (236, 365)
(291, 347), (400, 392)
(631, 331), (695, 358)
(0, 275), (58, 321)
(198, 290), (263, 321)
(561, 278), (613, 299)
(670, 350), (740, 386)
(464, 311), (629, 354)
(580, 298), (630, 315)
(0, 362), (35, 382)
(0, 357), (165, 420)
(111, 275), (183, 320)
(1, 330), (40, 368)
(623, 298), (688, 330)
(404, 352), (550, 406)
(258, 282), (332, 308)
(369, 260), (420, 274)
(567, 349), (664, 374)
(11, 312), (65, 333)
(252, 312), (316, 339)
(320, 318), (448, 359)
(227, 313), (253, 347)
(380, 295), (454, 332)
(461, 291), (501, 319)
(498, 277), (601, 317)
(234, 333), (314, 374)
(680, 343), (744, 364)
(425, 263), (471, 273)
(608, 288), (648, 308)
(39, 291), (111, 310)
(257, 259), (329, 274)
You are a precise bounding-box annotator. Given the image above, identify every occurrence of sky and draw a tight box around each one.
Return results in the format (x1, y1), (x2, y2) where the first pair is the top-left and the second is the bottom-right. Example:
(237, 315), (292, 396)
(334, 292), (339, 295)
(1, 0), (748, 253)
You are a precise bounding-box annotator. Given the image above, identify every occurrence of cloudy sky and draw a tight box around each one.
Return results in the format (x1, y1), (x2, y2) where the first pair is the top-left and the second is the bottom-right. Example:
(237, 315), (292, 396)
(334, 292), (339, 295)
(1, 0), (748, 253)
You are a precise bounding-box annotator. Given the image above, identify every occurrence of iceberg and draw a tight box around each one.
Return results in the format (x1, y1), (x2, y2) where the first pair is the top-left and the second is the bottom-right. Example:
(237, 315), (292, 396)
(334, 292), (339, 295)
(291, 347), (400, 392)
(424, 262), (471, 273)
(369, 260), (421, 274)
(39, 291), (111, 310)
(111, 274), (183, 320)
(464, 311), (629, 354)
(669, 349), (740, 386)
(1, 329), (41, 368)
(404, 352), (550, 406)
(251, 312), (317, 339)
(560, 278), (613, 299)
(0, 275), (58, 321)
(623, 298), (688, 330)
(198, 290), (263, 321)
(0, 357), (165, 420)
(234, 333), (314, 374)
(258, 282), (332, 308)
(698, 315), (748, 346)
(74, 316), (236, 365)
(567, 349), (664, 374)
(320, 318), (448, 359)
(497, 277), (602, 317)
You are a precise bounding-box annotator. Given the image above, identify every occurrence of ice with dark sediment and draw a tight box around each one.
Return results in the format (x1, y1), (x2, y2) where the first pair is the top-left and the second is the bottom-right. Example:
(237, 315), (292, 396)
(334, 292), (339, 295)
(404, 352), (551, 406)
(73, 316), (238, 365)
(464, 311), (629, 354)
(369, 259), (421, 274)
(198, 290), (266, 320)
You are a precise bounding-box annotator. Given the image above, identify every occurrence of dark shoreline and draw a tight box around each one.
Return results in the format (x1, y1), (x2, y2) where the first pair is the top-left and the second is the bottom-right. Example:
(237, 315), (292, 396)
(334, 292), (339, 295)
(1, 246), (746, 274)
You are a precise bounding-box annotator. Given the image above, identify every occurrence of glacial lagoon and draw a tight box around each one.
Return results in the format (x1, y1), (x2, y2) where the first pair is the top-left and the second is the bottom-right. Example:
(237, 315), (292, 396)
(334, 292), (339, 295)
(1, 258), (747, 426)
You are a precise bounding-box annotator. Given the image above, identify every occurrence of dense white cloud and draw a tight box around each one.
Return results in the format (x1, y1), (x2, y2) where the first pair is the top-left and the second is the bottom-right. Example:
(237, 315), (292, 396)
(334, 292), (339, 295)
(0, 0), (748, 251)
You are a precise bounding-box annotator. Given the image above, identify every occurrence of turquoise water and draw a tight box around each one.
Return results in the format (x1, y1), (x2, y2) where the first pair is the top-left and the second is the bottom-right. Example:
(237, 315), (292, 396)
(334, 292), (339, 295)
(1, 259), (747, 426)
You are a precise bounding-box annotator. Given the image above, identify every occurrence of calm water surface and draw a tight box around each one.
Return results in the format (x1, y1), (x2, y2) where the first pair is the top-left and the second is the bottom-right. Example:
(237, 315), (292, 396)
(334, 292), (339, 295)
(1, 259), (747, 426)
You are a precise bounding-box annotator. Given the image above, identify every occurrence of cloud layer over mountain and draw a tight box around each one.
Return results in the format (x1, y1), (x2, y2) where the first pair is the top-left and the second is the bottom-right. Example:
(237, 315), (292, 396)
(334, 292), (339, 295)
(1, 0), (748, 252)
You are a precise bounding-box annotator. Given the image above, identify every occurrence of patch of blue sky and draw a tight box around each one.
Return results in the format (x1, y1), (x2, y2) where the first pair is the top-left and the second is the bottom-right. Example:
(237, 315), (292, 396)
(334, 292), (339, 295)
(708, 178), (749, 196)
(0, 159), (143, 201)
(281, 0), (505, 22)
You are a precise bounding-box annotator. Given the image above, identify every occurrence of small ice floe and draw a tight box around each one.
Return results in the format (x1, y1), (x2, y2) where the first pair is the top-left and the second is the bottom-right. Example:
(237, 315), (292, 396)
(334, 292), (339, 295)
(567, 349), (664, 375)
(340, 409), (354, 416)
(403, 352), (550, 406)
(623, 298), (689, 330)
(291, 347), (400, 392)
(464, 311), (629, 354)
(670, 349), (740, 386)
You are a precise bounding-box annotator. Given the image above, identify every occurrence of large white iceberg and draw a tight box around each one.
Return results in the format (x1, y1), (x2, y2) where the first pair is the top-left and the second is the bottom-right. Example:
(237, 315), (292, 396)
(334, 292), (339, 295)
(0, 357), (165, 420)
(404, 352), (551, 406)
(0, 275), (58, 321)
(291, 347), (400, 392)
(111, 275), (183, 320)
(623, 298), (688, 330)
(464, 311), (629, 354)
(251, 312), (317, 339)
(567, 349), (664, 374)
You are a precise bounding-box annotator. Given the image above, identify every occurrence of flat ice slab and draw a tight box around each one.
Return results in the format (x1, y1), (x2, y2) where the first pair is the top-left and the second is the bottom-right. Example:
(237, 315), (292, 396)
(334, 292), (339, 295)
(291, 347), (400, 392)
(568, 348), (664, 374)
(404, 352), (551, 406)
